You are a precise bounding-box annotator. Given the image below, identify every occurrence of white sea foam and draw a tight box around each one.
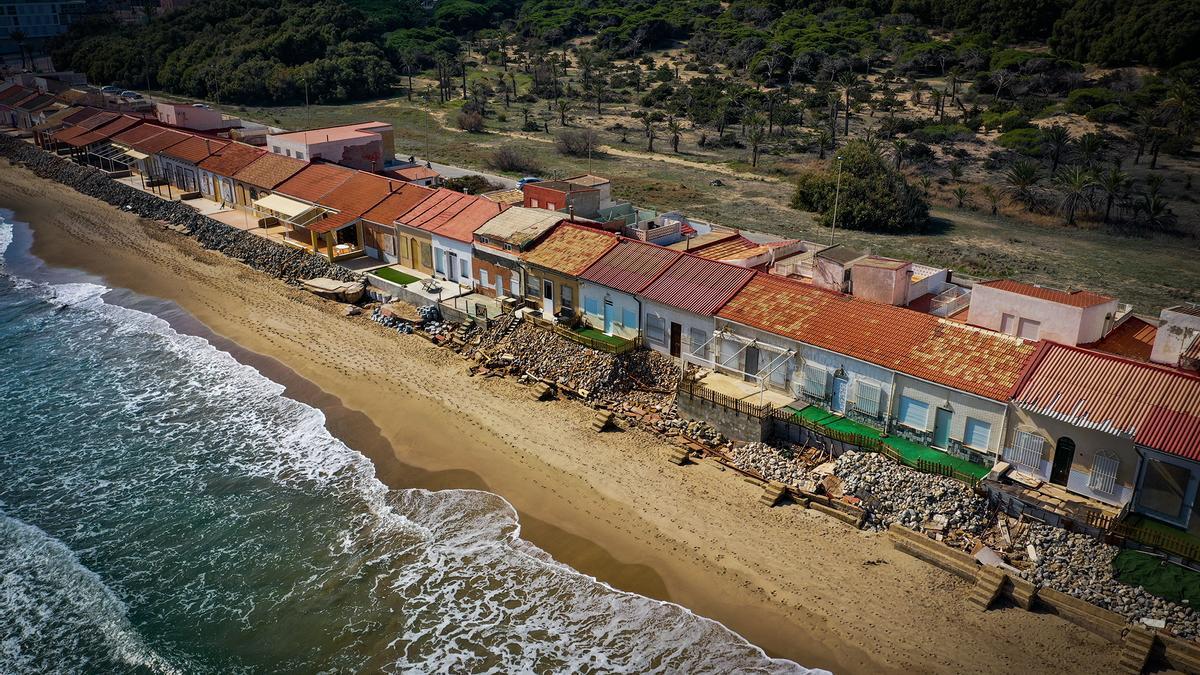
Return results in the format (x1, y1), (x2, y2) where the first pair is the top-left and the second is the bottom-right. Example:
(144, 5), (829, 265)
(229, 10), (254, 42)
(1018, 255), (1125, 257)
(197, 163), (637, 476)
(0, 512), (180, 674)
(0, 211), (820, 674)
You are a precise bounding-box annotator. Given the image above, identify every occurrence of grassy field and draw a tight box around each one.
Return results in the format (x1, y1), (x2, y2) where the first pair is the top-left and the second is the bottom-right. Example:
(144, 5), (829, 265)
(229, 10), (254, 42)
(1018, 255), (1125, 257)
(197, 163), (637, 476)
(209, 92), (1199, 314)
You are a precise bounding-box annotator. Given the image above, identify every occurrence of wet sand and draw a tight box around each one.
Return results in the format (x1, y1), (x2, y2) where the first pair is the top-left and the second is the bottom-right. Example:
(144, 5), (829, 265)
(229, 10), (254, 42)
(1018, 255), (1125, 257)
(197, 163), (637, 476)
(0, 162), (1122, 674)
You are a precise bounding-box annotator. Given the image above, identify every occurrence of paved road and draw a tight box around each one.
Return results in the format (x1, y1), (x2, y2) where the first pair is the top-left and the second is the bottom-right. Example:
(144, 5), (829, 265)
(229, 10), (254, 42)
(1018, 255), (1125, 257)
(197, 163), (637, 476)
(394, 154), (518, 189)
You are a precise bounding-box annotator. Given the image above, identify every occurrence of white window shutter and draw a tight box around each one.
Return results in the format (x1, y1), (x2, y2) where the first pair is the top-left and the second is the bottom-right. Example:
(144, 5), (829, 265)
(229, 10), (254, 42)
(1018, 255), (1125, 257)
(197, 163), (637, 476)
(1090, 454), (1119, 494)
(1011, 431), (1045, 470)
(855, 382), (881, 417)
(802, 364), (827, 397)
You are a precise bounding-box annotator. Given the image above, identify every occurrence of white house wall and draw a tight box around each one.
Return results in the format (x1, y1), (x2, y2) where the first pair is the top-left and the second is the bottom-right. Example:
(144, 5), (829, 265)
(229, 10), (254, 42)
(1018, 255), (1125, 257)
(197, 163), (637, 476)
(431, 236), (474, 287)
(579, 281), (641, 340)
(640, 300), (714, 358)
(799, 345), (896, 427)
(892, 374), (1008, 457)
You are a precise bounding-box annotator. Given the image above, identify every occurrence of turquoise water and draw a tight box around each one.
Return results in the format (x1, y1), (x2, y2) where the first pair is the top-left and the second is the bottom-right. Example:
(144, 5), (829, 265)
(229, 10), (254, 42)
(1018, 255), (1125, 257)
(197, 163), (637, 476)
(0, 213), (815, 674)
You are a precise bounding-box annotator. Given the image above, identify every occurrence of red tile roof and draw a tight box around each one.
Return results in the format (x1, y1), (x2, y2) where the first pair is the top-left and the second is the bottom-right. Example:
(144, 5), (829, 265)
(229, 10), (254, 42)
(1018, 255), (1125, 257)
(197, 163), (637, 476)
(196, 142), (265, 177)
(159, 135), (228, 164)
(314, 171), (398, 216)
(641, 254), (755, 316)
(274, 162), (356, 203)
(232, 152), (307, 190)
(719, 273), (1036, 400)
(580, 239), (682, 294)
(76, 111), (120, 130)
(978, 279), (1113, 308)
(306, 211), (359, 235)
(1013, 342), (1200, 445)
(1084, 316), (1157, 362)
(522, 224), (618, 275)
(361, 183), (436, 225)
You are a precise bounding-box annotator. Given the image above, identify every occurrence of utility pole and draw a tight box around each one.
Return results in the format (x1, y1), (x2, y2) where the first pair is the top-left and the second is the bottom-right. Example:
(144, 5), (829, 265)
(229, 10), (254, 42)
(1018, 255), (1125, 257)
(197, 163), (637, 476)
(829, 155), (844, 246)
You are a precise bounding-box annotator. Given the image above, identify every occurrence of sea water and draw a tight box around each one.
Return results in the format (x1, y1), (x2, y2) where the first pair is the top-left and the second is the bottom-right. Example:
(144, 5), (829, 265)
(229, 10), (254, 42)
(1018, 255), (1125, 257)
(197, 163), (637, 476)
(0, 213), (817, 674)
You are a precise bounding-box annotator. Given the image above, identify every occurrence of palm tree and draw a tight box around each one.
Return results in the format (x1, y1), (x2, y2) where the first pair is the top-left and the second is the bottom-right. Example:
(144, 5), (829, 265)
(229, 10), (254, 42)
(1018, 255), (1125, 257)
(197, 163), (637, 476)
(980, 185), (1000, 215)
(952, 186), (972, 209)
(666, 116), (684, 153)
(948, 161), (964, 182)
(1095, 167), (1130, 224)
(1044, 125), (1072, 173)
(1053, 166), (1097, 226)
(641, 114), (657, 152)
(555, 98), (571, 126)
(816, 129), (831, 160)
(745, 113), (767, 167)
(837, 71), (860, 136)
(1075, 133), (1105, 169)
(1139, 175), (1176, 230)
(891, 138), (909, 170)
(1002, 160), (1044, 211)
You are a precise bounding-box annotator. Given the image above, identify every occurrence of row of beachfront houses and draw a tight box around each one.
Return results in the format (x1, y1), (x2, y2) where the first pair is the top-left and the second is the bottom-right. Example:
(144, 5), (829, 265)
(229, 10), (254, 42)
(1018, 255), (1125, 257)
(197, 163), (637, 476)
(26, 104), (1200, 541)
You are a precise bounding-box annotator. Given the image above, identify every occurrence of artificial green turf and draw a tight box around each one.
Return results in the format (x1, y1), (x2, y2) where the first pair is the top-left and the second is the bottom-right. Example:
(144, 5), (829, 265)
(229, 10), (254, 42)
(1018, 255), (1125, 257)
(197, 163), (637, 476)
(787, 404), (990, 480)
(372, 267), (419, 287)
(574, 326), (630, 348)
(1113, 549), (1200, 607)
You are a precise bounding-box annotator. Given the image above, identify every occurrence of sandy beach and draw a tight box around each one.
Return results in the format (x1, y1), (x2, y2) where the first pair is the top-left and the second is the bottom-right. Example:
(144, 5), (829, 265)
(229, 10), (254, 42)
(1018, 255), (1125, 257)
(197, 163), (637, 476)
(0, 163), (1121, 674)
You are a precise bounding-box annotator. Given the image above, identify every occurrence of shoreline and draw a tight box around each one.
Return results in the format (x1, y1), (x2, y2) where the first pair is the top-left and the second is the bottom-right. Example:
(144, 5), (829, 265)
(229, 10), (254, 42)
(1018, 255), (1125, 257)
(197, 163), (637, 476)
(0, 161), (1121, 674)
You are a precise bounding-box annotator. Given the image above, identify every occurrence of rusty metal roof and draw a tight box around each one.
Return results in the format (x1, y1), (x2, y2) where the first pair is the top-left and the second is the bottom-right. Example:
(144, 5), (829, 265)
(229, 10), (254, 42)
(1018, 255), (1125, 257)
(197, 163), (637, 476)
(361, 183), (436, 225)
(396, 189), (483, 234)
(719, 273), (1036, 401)
(112, 123), (168, 146)
(430, 198), (505, 244)
(580, 239), (681, 294)
(274, 162), (356, 203)
(130, 128), (191, 155)
(1137, 407), (1200, 460)
(522, 223), (618, 275)
(641, 254), (755, 316)
(1013, 342), (1200, 444)
(61, 107), (103, 126)
(978, 279), (1113, 308)
(66, 116), (143, 147)
(159, 135), (228, 164)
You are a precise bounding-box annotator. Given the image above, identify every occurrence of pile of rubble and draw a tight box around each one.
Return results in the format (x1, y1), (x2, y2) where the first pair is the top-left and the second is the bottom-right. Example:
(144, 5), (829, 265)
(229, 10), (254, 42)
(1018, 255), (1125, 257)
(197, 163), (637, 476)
(730, 442), (812, 486)
(1012, 523), (1200, 639)
(0, 138), (359, 286)
(656, 416), (726, 446)
(472, 320), (679, 406)
(834, 452), (992, 535)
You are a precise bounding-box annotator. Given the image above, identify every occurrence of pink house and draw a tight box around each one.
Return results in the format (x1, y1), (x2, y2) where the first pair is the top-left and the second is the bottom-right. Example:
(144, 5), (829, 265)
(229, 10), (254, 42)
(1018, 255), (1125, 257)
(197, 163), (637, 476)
(265, 122), (394, 171)
(967, 279), (1121, 344)
(155, 103), (227, 131)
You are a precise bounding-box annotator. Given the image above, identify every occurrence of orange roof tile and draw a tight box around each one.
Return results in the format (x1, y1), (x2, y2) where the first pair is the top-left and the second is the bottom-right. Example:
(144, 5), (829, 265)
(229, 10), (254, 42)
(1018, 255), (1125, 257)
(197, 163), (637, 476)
(232, 152), (307, 190)
(361, 183), (437, 225)
(314, 171), (397, 216)
(159, 135), (228, 164)
(719, 273), (1036, 400)
(196, 142), (265, 177)
(1084, 317), (1157, 362)
(978, 279), (1113, 308)
(274, 163), (356, 203)
(522, 224), (619, 275)
(690, 235), (760, 261)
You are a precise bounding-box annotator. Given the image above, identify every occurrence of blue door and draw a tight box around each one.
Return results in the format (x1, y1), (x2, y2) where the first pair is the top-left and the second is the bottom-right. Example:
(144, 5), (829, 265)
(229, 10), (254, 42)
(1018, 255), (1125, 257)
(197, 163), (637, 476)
(933, 408), (952, 449)
(603, 301), (613, 334)
(831, 376), (849, 413)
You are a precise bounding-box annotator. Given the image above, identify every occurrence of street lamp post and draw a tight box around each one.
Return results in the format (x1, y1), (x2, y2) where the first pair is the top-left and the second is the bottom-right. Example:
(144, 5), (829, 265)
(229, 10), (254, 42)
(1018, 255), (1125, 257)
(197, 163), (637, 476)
(829, 155), (844, 246)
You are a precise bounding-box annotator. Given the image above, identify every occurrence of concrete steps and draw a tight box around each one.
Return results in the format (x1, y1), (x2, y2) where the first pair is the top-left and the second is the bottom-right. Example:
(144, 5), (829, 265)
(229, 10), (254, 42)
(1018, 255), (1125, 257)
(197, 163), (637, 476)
(591, 411), (614, 432)
(968, 566), (1007, 610)
(1118, 626), (1156, 675)
(759, 481), (787, 508)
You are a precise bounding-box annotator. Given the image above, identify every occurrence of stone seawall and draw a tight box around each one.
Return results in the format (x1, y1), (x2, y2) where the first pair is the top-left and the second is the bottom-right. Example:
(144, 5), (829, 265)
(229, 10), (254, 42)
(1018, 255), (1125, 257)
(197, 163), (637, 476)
(0, 137), (361, 286)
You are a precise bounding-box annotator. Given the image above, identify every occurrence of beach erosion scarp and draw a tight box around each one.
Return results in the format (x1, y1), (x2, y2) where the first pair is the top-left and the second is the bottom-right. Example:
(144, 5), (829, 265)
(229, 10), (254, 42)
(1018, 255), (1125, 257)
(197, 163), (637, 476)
(0, 141), (1125, 674)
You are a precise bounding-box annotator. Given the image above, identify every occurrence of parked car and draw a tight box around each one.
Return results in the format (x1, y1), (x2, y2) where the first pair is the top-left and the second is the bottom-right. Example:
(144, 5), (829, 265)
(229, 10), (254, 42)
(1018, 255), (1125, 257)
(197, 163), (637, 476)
(517, 176), (542, 187)
(101, 85), (122, 95)
(120, 91), (144, 100)
(191, 103), (211, 109)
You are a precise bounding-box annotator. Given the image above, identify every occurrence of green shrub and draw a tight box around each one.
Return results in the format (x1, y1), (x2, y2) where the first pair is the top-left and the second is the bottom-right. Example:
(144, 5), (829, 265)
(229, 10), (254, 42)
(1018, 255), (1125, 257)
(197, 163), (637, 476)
(791, 140), (929, 233)
(1085, 103), (1129, 123)
(982, 110), (1030, 132)
(910, 123), (973, 144)
(996, 127), (1046, 156)
(1066, 86), (1120, 113)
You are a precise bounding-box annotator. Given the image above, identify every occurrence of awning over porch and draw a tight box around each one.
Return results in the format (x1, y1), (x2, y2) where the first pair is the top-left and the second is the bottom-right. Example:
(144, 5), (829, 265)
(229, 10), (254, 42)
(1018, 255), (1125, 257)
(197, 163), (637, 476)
(253, 193), (315, 219)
